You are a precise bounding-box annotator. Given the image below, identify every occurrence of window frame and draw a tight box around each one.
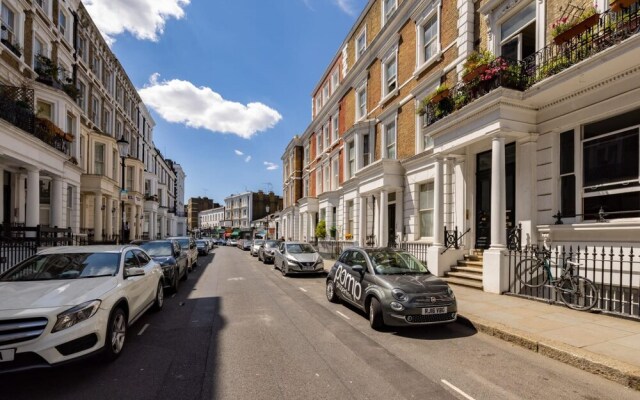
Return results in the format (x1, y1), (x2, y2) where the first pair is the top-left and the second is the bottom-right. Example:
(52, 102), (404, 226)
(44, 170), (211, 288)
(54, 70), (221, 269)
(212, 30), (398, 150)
(415, 3), (441, 71)
(381, 50), (398, 99)
(383, 116), (397, 159)
(331, 111), (339, 144)
(418, 181), (435, 239)
(355, 26), (367, 60)
(382, 0), (398, 25)
(94, 142), (105, 176)
(355, 80), (367, 121)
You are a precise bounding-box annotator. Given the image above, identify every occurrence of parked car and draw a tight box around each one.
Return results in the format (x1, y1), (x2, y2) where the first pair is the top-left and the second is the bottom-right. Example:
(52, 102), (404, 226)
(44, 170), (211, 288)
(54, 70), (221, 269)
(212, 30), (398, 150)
(140, 240), (188, 293)
(195, 240), (209, 256)
(217, 238), (227, 246)
(206, 238), (216, 250)
(274, 242), (324, 276)
(250, 239), (264, 256)
(326, 247), (457, 330)
(227, 238), (238, 247)
(258, 240), (281, 264)
(241, 239), (252, 251)
(166, 236), (198, 270)
(0, 245), (164, 372)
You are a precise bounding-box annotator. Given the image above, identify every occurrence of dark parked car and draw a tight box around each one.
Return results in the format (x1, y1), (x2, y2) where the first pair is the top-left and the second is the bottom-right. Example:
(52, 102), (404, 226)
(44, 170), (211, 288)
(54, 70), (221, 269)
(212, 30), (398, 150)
(140, 240), (189, 293)
(258, 240), (281, 264)
(196, 240), (209, 256)
(326, 247), (457, 330)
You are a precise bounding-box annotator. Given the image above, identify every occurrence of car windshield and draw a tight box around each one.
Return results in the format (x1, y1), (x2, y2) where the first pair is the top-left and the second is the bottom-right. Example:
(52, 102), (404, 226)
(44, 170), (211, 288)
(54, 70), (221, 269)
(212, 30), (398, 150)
(264, 240), (279, 248)
(175, 238), (189, 249)
(196, 240), (206, 246)
(253, 240), (264, 246)
(367, 250), (429, 275)
(140, 242), (173, 257)
(0, 253), (121, 281)
(286, 244), (316, 254)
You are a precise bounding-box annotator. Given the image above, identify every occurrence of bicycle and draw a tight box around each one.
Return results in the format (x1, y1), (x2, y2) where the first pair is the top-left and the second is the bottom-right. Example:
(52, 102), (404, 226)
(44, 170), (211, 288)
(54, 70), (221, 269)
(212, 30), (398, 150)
(515, 242), (599, 311)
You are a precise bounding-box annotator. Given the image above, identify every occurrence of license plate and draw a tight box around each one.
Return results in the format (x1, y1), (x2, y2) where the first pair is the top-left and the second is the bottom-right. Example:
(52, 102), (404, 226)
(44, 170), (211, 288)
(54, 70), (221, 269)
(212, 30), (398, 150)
(422, 307), (446, 315)
(0, 348), (16, 362)
(303, 266), (314, 271)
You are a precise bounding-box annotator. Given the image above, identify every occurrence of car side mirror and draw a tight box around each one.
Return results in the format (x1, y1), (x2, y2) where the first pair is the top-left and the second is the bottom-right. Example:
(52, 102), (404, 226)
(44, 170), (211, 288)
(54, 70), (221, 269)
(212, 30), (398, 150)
(174, 249), (181, 257)
(352, 265), (365, 275)
(125, 267), (145, 278)
(190, 244), (195, 249)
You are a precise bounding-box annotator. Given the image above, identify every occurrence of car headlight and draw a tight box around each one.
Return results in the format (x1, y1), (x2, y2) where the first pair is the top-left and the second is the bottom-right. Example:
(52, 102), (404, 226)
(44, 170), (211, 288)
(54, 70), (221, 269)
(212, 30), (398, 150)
(392, 289), (408, 302)
(316, 258), (324, 264)
(447, 286), (456, 300)
(287, 258), (298, 266)
(52, 300), (101, 333)
(390, 301), (405, 311)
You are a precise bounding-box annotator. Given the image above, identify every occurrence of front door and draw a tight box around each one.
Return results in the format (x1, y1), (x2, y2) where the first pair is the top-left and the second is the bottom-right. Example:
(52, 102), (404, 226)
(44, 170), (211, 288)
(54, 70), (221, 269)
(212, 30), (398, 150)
(475, 144), (516, 249)
(387, 203), (396, 246)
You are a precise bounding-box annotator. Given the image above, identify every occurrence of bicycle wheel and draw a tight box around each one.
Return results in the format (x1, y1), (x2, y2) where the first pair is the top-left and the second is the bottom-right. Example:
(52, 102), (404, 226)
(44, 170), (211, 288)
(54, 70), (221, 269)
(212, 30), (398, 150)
(559, 276), (598, 311)
(515, 258), (547, 288)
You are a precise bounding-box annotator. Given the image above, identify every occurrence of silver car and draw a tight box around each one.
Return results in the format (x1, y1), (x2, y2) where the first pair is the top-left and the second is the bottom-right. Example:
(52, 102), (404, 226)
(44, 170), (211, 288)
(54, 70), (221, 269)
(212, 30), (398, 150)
(274, 242), (324, 276)
(250, 239), (264, 256)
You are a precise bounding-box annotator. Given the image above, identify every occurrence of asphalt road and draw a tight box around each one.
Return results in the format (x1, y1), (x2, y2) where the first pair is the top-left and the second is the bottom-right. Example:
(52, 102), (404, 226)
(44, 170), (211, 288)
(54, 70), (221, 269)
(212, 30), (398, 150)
(1, 246), (638, 400)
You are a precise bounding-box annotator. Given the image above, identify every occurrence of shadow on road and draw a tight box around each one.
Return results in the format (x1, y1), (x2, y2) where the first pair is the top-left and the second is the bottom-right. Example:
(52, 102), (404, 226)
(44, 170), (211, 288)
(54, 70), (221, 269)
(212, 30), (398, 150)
(0, 256), (226, 400)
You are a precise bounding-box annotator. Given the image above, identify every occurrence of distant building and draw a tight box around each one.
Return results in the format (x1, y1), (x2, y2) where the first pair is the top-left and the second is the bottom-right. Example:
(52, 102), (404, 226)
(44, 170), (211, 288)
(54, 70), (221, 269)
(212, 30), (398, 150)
(187, 197), (218, 231)
(224, 191), (282, 229)
(199, 206), (226, 230)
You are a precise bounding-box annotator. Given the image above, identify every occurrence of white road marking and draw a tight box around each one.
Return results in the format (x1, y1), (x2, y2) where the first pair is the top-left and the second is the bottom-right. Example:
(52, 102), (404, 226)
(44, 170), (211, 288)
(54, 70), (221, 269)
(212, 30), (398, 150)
(227, 277), (245, 281)
(336, 311), (351, 320)
(299, 287), (308, 292)
(441, 379), (476, 400)
(137, 323), (150, 336)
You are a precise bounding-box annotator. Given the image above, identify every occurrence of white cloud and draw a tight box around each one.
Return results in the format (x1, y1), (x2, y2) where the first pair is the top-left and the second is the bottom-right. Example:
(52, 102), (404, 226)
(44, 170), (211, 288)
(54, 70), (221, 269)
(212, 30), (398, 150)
(139, 74), (283, 139)
(234, 150), (244, 156)
(334, 0), (358, 16)
(84, 0), (190, 44)
(245, 156), (252, 162)
(264, 162), (279, 171)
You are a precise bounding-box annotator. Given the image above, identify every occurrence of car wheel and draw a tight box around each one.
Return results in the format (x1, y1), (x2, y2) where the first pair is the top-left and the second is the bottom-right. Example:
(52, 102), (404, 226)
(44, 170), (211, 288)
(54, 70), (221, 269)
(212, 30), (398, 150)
(326, 280), (338, 303)
(103, 307), (126, 361)
(368, 297), (384, 331)
(281, 262), (288, 276)
(153, 281), (164, 311)
(171, 269), (180, 293)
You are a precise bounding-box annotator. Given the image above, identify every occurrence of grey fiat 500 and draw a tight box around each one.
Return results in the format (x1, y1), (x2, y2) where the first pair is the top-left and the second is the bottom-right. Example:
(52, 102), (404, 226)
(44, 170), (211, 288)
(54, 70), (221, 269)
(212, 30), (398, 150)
(326, 247), (457, 330)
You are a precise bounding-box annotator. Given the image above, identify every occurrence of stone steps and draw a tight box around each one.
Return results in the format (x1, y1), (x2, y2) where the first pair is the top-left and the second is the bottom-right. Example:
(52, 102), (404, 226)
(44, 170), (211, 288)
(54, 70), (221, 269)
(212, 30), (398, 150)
(444, 250), (484, 290)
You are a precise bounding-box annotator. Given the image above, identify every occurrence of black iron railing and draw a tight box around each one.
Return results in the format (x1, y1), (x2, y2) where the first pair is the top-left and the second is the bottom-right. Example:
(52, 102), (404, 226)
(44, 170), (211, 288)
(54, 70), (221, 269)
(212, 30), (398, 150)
(524, 3), (640, 87)
(507, 223), (522, 251)
(0, 85), (71, 154)
(508, 245), (639, 319)
(423, 3), (640, 128)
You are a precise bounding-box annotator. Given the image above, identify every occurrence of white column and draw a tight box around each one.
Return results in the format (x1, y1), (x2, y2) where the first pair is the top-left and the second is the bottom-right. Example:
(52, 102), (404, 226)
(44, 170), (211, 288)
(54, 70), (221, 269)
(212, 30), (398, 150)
(105, 197), (113, 239)
(161, 215), (167, 238)
(25, 169), (39, 228)
(93, 193), (103, 242)
(433, 159), (444, 247)
(51, 178), (63, 228)
(516, 137), (537, 248)
(443, 158), (453, 229)
(359, 196), (367, 246)
(17, 174), (26, 223)
(490, 136), (506, 249)
(372, 195), (379, 246)
(396, 189), (404, 242)
(379, 190), (388, 247)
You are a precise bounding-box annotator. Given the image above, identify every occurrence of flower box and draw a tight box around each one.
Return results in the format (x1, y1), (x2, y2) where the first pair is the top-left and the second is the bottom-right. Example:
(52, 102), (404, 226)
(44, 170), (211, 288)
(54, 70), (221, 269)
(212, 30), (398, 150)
(553, 13), (601, 45)
(463, 64), (489, 82)
(610, 0), (636, 12)
(430, 88), (450, 104)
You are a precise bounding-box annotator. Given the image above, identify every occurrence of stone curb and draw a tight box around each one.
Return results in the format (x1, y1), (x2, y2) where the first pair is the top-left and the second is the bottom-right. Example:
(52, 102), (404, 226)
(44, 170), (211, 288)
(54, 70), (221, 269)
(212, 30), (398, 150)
(457, 314), (640, 391)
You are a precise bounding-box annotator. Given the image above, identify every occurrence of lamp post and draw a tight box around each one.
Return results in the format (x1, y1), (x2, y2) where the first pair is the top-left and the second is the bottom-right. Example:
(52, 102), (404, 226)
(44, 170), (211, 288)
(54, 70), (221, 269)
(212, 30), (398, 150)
(116, 136), (129, 244)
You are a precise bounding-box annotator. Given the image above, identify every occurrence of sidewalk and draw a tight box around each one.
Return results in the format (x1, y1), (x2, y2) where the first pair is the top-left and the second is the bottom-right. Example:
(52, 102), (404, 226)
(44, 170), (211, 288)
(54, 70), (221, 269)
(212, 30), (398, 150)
(322, 259), (640, 390)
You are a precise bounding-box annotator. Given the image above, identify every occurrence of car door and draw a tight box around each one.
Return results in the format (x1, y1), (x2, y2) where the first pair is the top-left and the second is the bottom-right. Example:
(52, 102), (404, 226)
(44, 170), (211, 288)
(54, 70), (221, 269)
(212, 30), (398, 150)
(349, 250), (373, 310)
(135, 250), (157, 306)
(174, 242), (187, 276)
(122, 250), (147, 319)
(274, 243), (284, 266)
(333, 250), (362, 308)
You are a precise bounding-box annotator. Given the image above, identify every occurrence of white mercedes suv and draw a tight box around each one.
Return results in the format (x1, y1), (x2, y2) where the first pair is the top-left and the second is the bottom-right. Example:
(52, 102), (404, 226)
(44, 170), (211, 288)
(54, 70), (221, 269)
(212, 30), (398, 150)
(0, 245), (164, 373)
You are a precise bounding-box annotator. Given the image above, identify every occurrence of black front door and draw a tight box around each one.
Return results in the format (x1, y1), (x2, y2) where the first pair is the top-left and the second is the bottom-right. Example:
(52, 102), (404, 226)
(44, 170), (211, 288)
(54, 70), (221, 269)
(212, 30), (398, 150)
(388, 204), (396, 246)
(475, 144), (516, 249)
(3, 171), (10, 224)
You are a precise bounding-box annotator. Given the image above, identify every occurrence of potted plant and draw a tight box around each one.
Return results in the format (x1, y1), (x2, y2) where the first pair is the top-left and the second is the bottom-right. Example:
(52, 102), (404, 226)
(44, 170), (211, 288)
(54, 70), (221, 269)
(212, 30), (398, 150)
(462, 50), (494, 82)
(452, 89), (470, 110)
(345, 233), (353, 240)
(551, 6), (601, 45)
(610, 0), (635, 12)
(428, 83), (450, 104)
(315, 220), (327, 239)
(329, 226), (337, 239)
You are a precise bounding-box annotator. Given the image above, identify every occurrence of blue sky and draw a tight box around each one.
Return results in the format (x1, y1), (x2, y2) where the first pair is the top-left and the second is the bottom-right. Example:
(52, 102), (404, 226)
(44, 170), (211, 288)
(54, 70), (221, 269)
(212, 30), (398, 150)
(84, 0), (367, 203)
